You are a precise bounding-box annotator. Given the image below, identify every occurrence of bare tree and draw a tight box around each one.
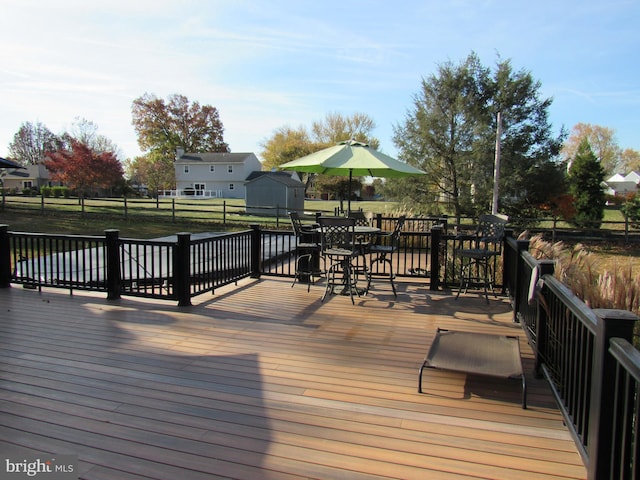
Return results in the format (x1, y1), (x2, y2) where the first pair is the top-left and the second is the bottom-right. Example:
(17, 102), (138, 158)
(9, 121), (60, 165)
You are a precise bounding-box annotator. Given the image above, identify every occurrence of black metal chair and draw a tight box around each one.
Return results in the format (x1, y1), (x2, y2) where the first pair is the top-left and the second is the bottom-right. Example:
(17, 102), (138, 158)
(455, 214), (508, 303)
(347, 211), (370, 226)
(289, 212), (321, 292)
(367, 215), (406, 297)
(318, 216), (361, 304)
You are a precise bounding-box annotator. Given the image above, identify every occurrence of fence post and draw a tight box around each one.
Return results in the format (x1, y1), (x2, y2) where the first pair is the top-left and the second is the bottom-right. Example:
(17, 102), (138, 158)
(172, 198), (176, 223)
(223, 201), (227, 225)
(429, 225), (442, 291)
(41, 195), (44, 215)
(174, 232), (191, 307)
(624, 211), (629, 243)
(123, 197), (128, 219)
(587, 308), (639, 480)
(0, 225), (10, 288)
(249, 224), (261, 279)
(374, 213), (382, 230)
(105, 229), (121, 300)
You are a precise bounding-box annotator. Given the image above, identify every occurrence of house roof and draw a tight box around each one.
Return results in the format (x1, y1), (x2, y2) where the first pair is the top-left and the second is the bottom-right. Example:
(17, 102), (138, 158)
(176, 152), (256, 164)
(625, 171), (640, 183)
(246, 171), (304, 187)
(607, 173), (626, 182)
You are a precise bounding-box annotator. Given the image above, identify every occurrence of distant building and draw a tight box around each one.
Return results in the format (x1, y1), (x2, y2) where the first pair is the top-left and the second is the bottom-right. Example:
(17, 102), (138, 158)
(604, 171), (640, 197)
(162, 149), (263, 199)
(245, 171), (305, 216)
(1, 163), (59, 192)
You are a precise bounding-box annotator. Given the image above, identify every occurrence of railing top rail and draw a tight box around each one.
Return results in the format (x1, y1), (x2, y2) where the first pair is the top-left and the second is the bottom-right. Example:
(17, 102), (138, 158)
(9, 231), (105, 242)
(541, 274), (600, 335)
(610, 338), (640, 381)
(119, 237), (177, 247)
(189, 229), (252, 245)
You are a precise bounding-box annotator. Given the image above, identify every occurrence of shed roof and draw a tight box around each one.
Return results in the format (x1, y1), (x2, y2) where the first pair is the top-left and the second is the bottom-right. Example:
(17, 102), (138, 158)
(246, 171), (304, 187)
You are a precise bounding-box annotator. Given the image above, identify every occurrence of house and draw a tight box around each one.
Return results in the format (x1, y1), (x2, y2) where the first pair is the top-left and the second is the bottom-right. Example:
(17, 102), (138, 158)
(167, 149), (263, 199)
(604, 171), (640, 197)
(1, 163), (58, 192)
(245, 171), (305, 216)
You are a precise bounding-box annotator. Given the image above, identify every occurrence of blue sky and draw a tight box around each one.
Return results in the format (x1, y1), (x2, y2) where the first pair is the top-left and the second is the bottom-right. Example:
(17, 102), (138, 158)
(1, 0), (638, 163)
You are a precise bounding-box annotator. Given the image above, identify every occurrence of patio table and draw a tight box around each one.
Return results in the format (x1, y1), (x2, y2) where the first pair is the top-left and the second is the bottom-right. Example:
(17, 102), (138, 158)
(314, 225), (380, 298)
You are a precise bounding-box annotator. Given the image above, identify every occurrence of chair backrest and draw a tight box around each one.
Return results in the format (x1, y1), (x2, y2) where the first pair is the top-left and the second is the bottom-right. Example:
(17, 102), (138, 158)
(318, 216), (356, 252)
(348, 211), (370, 227)
(289, 211), (304, 237)
(475, 214), (508, 248)
(390, 215), (407, 245)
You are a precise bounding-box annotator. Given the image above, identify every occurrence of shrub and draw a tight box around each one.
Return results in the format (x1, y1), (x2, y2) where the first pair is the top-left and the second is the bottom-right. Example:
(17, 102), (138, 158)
(52, 186), (69, 198)
(621, 194), (640, 228)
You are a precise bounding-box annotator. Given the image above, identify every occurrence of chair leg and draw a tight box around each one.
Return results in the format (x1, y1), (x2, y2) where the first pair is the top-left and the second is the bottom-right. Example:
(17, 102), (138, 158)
(455, 257), (472, 300)
(456, 257), (494, 303)
(321, 261), (338, 302)
(292, 252), (314, 292)
(344, 260), (355, 304)
(367, 253), (396, 297)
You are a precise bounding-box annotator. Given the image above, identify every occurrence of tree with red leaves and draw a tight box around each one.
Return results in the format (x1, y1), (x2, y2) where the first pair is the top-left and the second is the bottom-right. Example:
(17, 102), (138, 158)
(45, 140), (124, 197)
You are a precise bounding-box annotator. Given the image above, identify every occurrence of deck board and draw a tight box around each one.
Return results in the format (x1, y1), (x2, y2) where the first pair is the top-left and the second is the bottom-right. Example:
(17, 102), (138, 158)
(0, 277), (586, 479)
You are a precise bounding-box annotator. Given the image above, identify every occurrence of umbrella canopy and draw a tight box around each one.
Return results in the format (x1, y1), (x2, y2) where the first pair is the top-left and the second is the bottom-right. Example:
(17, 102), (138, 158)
(280, 140), (425, 212)
(0, 157), (25, 169)
(280, 140), (424, 178)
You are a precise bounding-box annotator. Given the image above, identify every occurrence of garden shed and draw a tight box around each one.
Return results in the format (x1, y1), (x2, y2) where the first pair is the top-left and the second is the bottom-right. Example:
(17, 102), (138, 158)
(245, 171), (305, 216)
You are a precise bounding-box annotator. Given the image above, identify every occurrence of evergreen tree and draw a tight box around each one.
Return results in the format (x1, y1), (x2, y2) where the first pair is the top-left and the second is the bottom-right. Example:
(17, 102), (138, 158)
(392, 52), (565, 220)
(568, 138), (605, 229)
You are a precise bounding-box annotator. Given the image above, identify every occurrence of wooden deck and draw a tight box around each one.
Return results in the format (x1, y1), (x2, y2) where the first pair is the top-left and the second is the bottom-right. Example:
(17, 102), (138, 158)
(0, 277), (586, 479)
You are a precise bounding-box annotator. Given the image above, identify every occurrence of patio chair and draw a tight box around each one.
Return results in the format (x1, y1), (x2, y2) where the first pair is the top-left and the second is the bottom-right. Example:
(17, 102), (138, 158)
(347, 210), (370, 226)
(367, 215), (406, 298)
(318, 216), (362, 304)
(289, 212), (321, 292)
(455, 214), (508, 303)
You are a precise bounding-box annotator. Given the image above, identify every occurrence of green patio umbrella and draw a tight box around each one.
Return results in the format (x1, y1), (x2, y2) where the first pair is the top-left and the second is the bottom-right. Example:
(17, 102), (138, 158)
(280, 140), (425, 213)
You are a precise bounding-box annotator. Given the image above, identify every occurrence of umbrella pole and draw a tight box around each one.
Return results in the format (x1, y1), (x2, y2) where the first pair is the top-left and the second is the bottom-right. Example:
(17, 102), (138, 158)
(347, 170), (352, 215)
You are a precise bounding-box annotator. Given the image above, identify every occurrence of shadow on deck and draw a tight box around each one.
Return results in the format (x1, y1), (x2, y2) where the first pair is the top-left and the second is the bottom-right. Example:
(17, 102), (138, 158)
(0, 277), (586, 479)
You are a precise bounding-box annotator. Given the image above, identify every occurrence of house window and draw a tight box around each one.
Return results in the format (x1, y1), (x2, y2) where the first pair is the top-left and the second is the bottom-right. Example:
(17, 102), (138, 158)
(194, 183), (205, 196)
(227, 165), (233, 174)
(209, 165), (215, 173)
(184, 165), (190, 174)
(229, 183), (235, 191)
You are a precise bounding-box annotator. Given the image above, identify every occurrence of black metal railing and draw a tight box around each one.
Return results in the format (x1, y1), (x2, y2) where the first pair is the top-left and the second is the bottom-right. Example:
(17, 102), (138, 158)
(7, 231), (108, 292)
(0, 225), (258, 306)
(505, 234), (640, 480)
(118, 236), (175, 299)
(0, 219), (473, 303)
(608, 338), (640, 480)
(189, 230), (254, 297)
